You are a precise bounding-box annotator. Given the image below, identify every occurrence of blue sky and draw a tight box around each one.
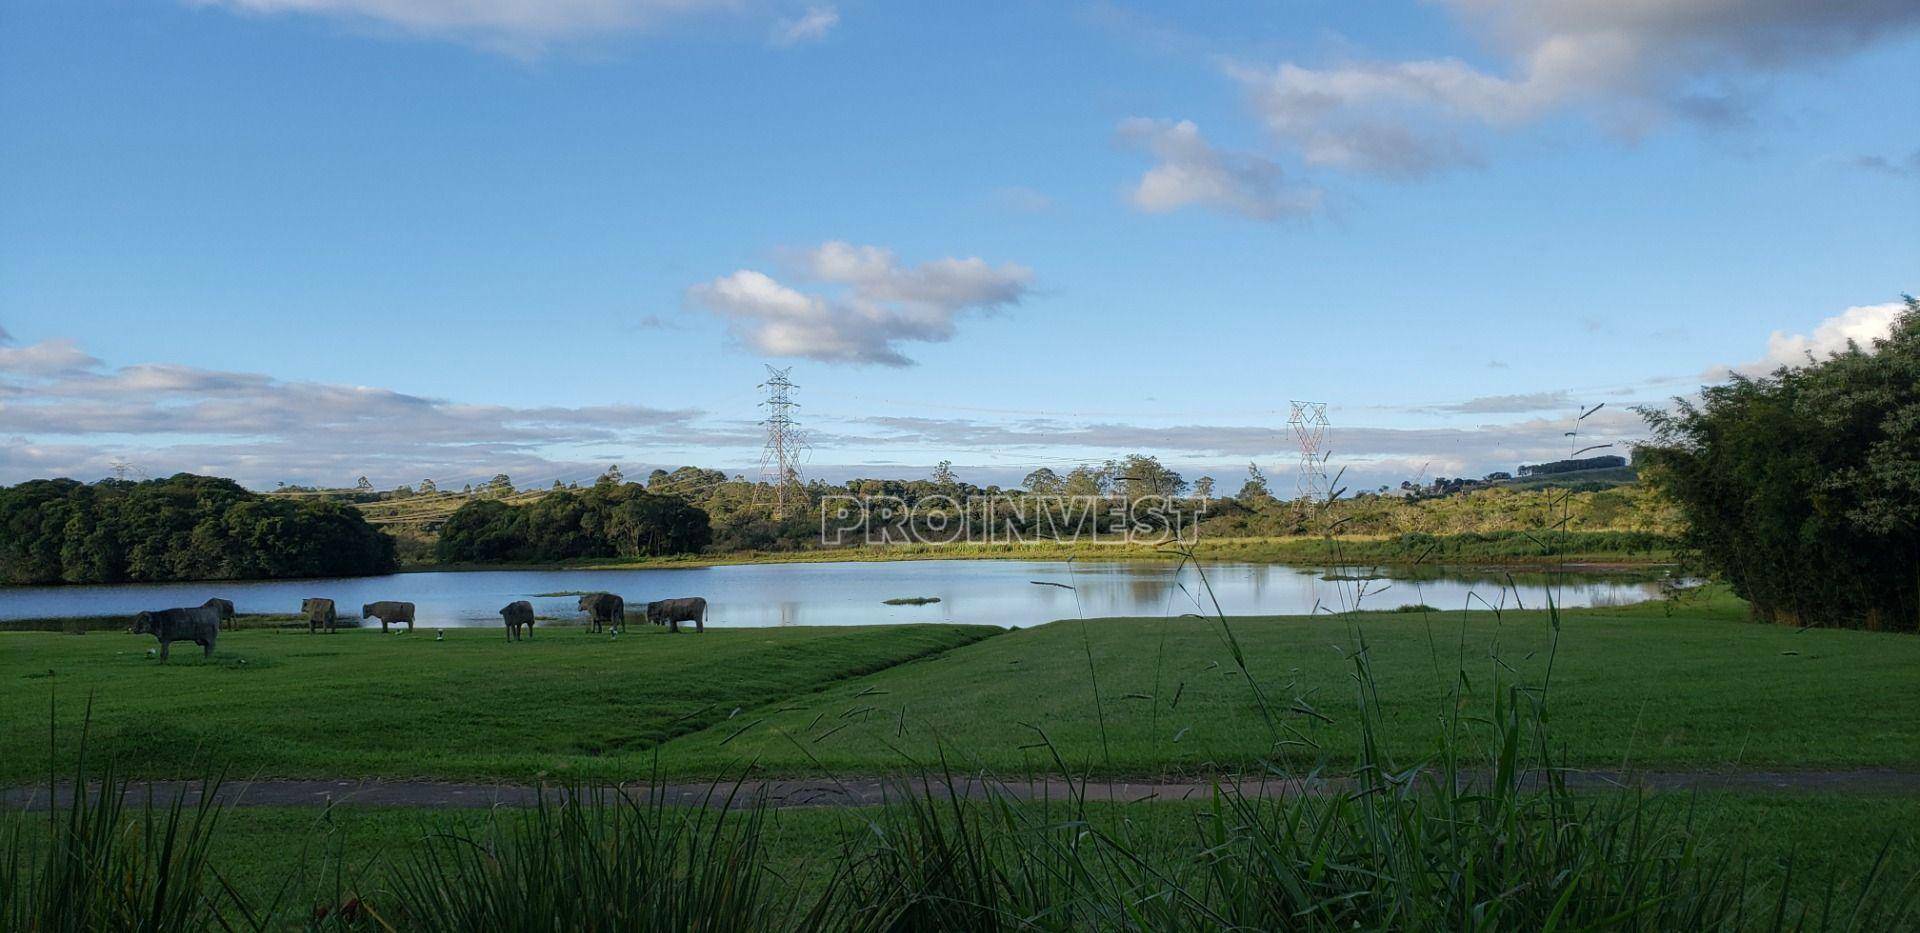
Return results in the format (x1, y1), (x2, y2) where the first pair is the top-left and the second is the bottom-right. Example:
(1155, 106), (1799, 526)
(1, 0), (1915, 492)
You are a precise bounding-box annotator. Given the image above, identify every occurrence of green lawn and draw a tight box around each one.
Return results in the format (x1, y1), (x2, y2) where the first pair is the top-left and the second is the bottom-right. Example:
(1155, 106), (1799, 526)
(656, 591), (1920, 776)
(0, 623), (996, 783)
(7, 591), (1919, 783)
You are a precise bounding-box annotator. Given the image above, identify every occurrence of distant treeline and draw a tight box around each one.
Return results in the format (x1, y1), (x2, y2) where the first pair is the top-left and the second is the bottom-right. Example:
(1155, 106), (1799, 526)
(435, 480), (711, 564)
(0, 474), (396, 586)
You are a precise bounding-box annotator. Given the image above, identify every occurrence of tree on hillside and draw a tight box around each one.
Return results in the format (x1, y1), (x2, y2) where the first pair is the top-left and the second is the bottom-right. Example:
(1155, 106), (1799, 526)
(419, 478), (438, 494)
(1111, 454), (1186, 499)
(1637, 296), (1919, 631)
(1238, 463), (1272, 503)
(1023, 467), (1064, 495)
(1064, 464), (1109, 497)
(1193, 476), (1215, 498)
(356, 476), (374, 492)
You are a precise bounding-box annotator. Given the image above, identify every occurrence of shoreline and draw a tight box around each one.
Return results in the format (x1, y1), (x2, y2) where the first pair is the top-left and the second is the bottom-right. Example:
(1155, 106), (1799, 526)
(0, 538), (1680, 589)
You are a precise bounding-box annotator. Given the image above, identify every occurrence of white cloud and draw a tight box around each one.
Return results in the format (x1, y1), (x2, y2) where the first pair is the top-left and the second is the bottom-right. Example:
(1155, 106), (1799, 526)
(687, 241), (1033, 366)
(1116, 118), (1322, 220)
(189, 0), (754, 52)
(1233, 0), (1920, 176)
(0, 337), (103, 376)
(0, 335), (753, 487)
(771, 4), (837, 46)
(1745, 301), (1906, 373)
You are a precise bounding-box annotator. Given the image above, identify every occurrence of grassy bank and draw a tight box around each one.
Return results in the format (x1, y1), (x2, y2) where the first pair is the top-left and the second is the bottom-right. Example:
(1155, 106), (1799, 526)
(0, 623), (996, 784)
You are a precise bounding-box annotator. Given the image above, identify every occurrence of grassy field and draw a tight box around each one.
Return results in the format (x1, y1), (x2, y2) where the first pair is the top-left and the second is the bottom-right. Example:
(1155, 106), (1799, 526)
(6, 590), (1918, 783)
(0, 623), (995, 783)
(656, 589), (1920, 777)
(16, 791), (1913, 920)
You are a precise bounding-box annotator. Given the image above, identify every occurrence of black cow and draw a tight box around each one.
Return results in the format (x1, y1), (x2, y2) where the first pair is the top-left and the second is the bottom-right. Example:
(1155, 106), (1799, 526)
(577, 593), (624, 633)
(500, 600), (536, 641)
(645, 597), (707, 633)
(132, 606), (221, 660)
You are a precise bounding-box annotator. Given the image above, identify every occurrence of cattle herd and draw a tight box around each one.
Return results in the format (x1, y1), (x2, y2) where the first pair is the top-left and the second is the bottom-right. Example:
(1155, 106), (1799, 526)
(129, 592), (708, 658)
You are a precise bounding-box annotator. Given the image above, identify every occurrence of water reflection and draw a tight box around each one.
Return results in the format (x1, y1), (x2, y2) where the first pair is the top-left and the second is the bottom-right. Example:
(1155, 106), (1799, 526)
(0, 560), (1679, 629)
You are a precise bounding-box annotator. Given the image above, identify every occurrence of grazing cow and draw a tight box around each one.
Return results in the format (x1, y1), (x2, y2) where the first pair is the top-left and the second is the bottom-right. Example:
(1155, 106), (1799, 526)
(500, 600), (536, 641)
(132, 605), (221, 660)
(362, 600), (416, 633)
(577, 593), (624, 634)
(645, 597), (707, 633)
(202, 597), (236, 630)
(302, 597), (338, 634)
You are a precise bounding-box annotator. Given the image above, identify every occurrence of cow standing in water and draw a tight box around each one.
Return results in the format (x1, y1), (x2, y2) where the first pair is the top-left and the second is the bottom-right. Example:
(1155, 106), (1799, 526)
(500, 600), (536, 641)
(132, 605), (221, 660)
(362, 601), (416, 632)
(645, 597), (707, 633)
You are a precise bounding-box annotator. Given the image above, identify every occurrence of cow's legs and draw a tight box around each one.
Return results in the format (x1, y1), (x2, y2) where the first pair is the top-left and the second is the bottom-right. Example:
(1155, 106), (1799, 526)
(203, 639), (214, 658)
(159, 640), (170, 661)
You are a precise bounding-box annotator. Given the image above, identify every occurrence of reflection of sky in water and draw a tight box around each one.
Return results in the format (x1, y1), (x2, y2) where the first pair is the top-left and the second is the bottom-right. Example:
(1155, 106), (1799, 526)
(0, 561), (1679, 628)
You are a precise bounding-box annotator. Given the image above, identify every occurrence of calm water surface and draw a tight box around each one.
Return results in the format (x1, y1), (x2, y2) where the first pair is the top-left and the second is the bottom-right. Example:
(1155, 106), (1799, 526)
(0, 560), (1675, 628)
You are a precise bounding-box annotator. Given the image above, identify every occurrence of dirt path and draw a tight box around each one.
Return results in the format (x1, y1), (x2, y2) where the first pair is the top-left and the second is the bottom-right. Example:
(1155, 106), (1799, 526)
(7, 769), (1919, 811)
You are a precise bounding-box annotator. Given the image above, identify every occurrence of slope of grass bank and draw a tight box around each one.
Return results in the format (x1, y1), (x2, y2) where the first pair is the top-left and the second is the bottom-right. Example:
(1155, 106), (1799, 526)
(0, 623), (997, 783)
(659, 591), (1920, 776)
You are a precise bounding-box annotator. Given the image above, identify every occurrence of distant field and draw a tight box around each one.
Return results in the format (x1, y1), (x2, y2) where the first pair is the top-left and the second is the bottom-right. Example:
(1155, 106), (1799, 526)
(0, 623), (995, 783)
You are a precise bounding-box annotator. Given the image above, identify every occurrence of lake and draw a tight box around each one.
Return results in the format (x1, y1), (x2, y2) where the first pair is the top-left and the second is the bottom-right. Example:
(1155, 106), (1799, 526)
(0, 560), (1678, 628)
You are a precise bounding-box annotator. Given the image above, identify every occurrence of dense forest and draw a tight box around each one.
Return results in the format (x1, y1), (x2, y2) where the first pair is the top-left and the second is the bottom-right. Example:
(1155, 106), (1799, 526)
(1640, 296), (1919, 631)
(435, 479), (711, 563)
(0, 474), (395, 585)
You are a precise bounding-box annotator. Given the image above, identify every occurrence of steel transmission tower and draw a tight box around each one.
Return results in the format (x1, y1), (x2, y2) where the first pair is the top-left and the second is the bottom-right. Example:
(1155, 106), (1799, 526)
(756, 366), (808, 518)
(1288, 400), (1331, 509)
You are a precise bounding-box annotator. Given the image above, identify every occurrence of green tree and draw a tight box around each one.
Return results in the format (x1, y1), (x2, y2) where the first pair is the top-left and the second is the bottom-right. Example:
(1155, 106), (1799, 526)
(1238, 463), (1272, 503)
(1023, 467), (1064, 495)
(1638, 296), (1920, 631)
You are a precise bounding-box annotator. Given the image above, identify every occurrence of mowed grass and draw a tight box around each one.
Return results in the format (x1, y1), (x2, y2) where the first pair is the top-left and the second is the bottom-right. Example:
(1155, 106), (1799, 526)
(656, 591), (1920, 776)
(0, 623), (997, 783)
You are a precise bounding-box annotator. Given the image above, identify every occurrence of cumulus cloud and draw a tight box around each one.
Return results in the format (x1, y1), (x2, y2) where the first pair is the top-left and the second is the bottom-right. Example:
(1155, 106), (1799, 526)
(686, 241), (1033, 367)
(771, 4), (837, 45)
(0, 335), (760, 487)
(189, 0), (767, 52)
(1716, 300), (1906, 376)
(1116, 118), (1322, 220)
(1232, 0), (1920, 176)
